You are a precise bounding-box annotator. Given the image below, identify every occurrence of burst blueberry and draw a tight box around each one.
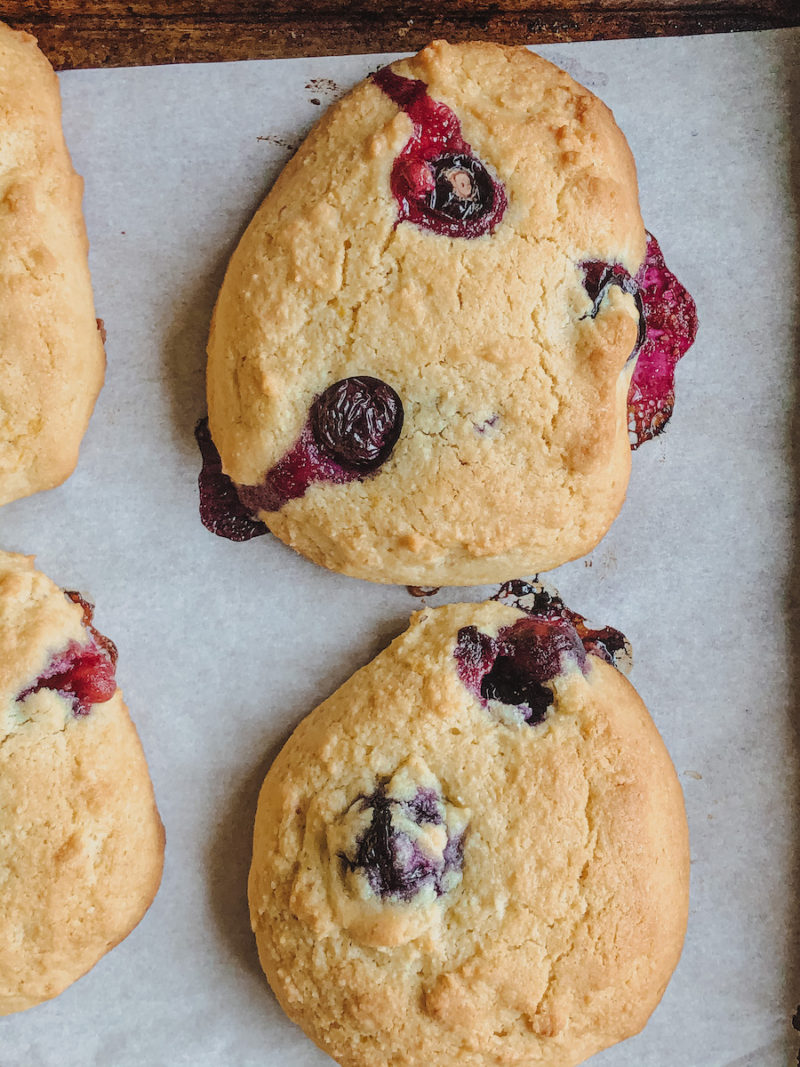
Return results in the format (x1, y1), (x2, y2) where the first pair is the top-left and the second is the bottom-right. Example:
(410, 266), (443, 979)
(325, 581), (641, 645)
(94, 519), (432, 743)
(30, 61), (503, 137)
(341, 784), (463, 903)
(455, 615), (586, 726)
(16, 592), (118, 716)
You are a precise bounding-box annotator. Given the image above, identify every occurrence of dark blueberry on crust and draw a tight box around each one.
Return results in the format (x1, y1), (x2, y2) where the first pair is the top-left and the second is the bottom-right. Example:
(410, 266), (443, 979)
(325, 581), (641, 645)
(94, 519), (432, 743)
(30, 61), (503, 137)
(454, 615), (586, 726)
(480, 651), (554, 726)
(580, 259), (646, 360)
(310, 376), (404, 472)
(347, 791), (435, 901)
(341, 784), (463, 903)
(428, 154), (495, 224)
(234, 377), (403, 514)
(372, 65), (508, 239)
(17, 592), (118, 716)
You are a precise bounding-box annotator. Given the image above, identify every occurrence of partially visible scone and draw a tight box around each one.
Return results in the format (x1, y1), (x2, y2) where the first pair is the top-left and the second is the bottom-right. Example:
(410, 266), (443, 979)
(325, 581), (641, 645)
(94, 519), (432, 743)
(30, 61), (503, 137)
(0, 551), (164, 1015)
(249, 601), (689, 1067)
(0, 22), (105, 506)
(208, 39), (646, 585)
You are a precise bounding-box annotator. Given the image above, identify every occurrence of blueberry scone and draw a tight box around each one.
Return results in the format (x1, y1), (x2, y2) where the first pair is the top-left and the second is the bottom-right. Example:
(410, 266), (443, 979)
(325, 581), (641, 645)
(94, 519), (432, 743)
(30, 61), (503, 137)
(206, 40), (649, 584)
(0, 22), (105, 506)
(0, 551), (164, 1015)
(249, 600), (689, 1066)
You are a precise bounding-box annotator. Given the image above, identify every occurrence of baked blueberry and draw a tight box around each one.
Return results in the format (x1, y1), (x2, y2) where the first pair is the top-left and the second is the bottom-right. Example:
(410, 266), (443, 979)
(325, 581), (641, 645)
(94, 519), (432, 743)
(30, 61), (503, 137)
(234, 376), (404, 515)
(372, 65), (507, 239)
(341, 782), (462, 902)
(195, 417), (268, 541)
(17, 592), (117, 716)
(455, 616), (586, 726)
(492, 578), (632, 673)
(311, 376), (404, 471)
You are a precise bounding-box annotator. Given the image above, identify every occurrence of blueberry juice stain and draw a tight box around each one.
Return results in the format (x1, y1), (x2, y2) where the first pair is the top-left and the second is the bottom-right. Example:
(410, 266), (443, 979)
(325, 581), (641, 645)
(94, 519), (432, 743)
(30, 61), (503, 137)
(196, 377), (404, 540)
(16, 592), (118, 717)
(195, 417), (268, 542)
(371, 66), (507, 239)
(580, 232), (699, 449)
(492, 579), (631, 671)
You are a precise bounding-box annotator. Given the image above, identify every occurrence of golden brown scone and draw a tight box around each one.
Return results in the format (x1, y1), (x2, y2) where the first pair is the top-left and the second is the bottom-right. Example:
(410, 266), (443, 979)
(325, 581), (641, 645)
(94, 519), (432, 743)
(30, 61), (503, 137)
(0, 23), (105, 506)
(249, 600), (689, 1066)
(0, 551), (164, 1015)
(207, 40), (646, 585)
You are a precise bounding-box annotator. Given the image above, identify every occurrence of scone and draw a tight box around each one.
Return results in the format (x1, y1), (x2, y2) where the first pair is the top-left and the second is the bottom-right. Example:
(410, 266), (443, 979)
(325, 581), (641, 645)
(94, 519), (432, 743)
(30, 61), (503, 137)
(0, 22), (105, 506)
(249, 599), (689, 1067)
(207, 40), (648, 585)
(0, 551), (164, 1015)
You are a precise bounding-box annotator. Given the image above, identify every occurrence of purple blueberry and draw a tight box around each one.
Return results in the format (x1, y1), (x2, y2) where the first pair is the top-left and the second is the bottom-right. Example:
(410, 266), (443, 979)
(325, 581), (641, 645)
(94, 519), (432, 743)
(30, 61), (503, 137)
(341, 784), (463, 903)
(372, 65), (508, 240)
(231, 376), (404, 515)
(310, 376), (403, 472)
(455, 616), (586, 726)
(405, 787), (443, 825)
(428, 153), (495, 224)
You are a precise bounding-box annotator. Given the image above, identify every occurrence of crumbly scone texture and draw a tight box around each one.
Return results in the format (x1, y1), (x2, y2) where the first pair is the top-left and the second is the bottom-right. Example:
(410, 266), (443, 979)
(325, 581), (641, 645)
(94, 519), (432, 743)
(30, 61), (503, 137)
(208, 39), (646, 585)
(249, 601), (689, 1067)
(0, 22), (105, 506)
(0, 551), (164, 1015)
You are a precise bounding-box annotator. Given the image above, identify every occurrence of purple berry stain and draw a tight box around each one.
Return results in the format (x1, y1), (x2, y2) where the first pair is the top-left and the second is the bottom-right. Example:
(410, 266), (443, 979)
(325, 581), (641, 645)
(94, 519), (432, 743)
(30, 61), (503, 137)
(341, 783), (464, 903)
(493, 579), (632, 671)
(17, 592), (118, 716)
(580, 232), (698, 449)
(195, 417), (268, 541)
(372, 66), (507, 239)
(236, 376), (403, 513)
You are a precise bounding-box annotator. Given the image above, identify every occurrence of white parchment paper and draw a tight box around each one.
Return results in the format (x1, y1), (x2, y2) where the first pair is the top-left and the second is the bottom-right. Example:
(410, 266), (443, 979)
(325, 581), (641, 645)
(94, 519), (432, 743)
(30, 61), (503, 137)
(0, 28), (798, 1066)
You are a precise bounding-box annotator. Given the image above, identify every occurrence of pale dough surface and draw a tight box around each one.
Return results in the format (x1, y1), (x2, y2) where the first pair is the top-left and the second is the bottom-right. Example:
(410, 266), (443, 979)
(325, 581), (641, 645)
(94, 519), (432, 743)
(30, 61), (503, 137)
(0, 551), (164, 1015)
(0, 22), (105, 506)
(208, 40), (645, 585)
(249, 601), (689, 1067)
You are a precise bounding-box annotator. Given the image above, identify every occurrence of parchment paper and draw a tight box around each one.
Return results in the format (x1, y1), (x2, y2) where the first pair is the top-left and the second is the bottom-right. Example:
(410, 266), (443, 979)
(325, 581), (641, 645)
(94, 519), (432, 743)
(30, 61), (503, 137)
(0, 28), (798, 1066)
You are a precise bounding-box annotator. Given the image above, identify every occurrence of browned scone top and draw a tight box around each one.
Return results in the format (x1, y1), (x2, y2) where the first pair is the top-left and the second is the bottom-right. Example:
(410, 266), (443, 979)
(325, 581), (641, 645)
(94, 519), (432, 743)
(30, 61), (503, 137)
(0, 551), (164, 1015)
(249, 601), (689, 1066)
(208, 40), (645, 585)
(0, 22), (105, 507)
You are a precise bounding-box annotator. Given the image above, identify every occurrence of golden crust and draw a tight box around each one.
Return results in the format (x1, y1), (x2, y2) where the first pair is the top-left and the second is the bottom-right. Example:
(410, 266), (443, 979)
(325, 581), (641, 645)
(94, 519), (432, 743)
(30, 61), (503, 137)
(0, 551), (164, 1016)
(249, 601), (689, 1067)
(207, 40), (646, 585)
(0, 22), (105, 507)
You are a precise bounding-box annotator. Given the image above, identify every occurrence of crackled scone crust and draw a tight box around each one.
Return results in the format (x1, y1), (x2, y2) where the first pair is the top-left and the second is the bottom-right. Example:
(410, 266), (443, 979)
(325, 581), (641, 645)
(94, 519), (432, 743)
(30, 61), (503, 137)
(0, 551), (164, 1015)
(208, 40), (646, 585)
(0, 23), (105, 506)
(249, 602), (689, 1067)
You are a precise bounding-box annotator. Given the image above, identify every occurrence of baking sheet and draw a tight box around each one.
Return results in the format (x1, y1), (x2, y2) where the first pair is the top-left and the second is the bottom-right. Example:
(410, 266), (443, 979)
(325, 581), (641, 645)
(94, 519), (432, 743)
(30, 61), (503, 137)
(0, 28), (798, 1066)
